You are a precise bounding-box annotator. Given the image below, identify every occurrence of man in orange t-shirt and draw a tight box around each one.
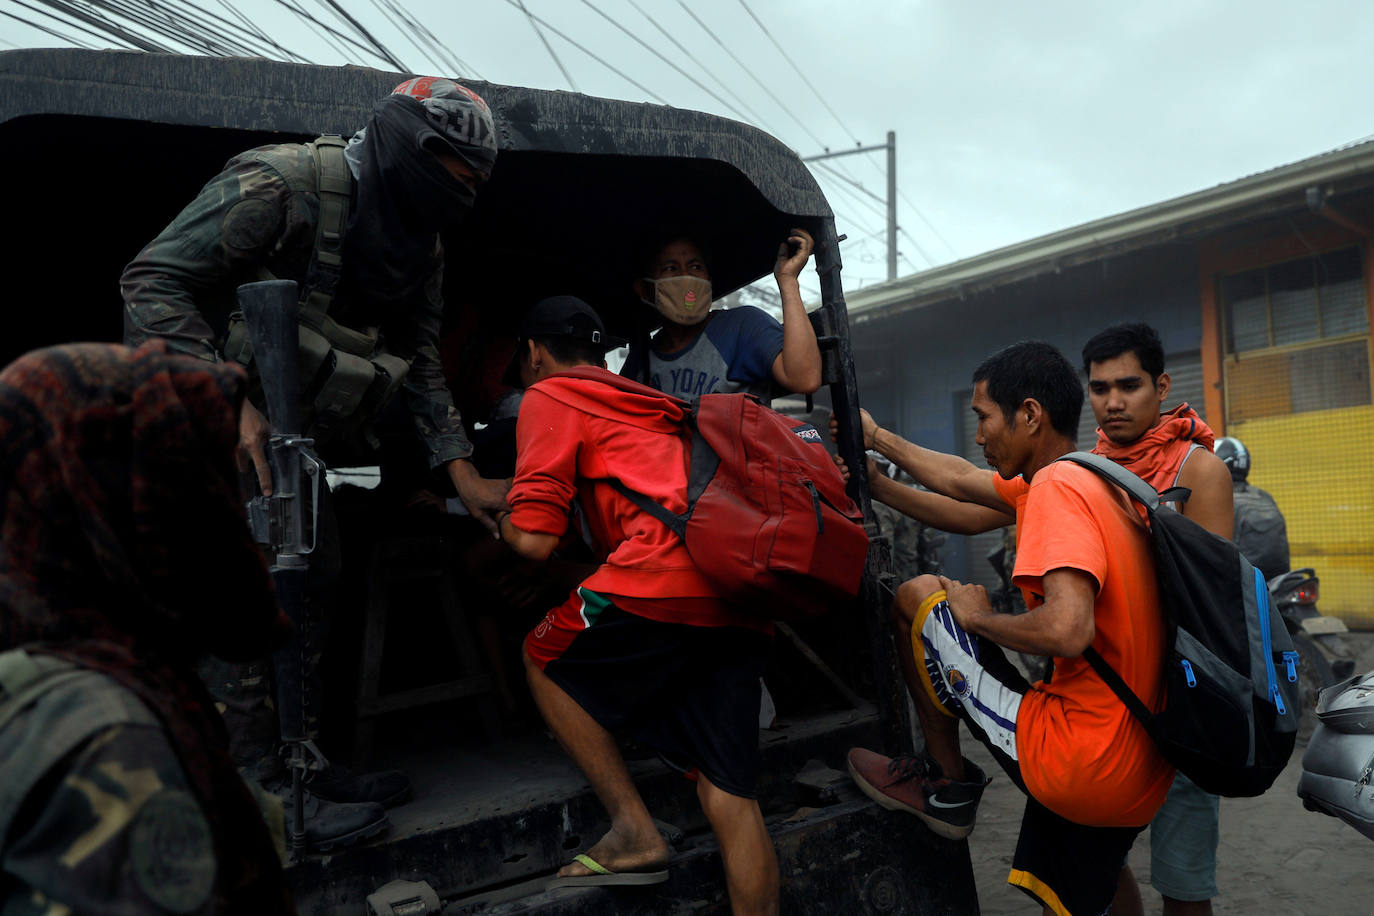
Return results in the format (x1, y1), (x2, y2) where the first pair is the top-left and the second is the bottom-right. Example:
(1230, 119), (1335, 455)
(845, 340), (1173, 916)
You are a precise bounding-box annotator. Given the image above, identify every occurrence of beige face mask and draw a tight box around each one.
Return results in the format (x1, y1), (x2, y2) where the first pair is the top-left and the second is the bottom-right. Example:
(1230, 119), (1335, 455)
(644, 275), (713, 326)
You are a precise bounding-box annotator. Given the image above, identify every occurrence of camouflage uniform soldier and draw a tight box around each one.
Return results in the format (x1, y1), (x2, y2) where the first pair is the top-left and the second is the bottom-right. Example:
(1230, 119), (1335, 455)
(0, 342), (293, 914)
(121, 77), (506, 846)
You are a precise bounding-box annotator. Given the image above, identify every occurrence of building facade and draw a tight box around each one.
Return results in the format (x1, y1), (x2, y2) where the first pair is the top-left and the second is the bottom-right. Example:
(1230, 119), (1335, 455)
(848, 141), (1374, 625)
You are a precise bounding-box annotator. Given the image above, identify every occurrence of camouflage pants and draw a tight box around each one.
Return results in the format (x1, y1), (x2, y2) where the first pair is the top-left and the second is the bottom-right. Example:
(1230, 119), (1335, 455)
(198, 482), (341, 786)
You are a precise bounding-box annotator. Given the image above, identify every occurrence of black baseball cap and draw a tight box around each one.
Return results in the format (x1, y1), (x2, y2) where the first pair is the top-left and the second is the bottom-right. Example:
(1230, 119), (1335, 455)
(501, 296), (627, 387)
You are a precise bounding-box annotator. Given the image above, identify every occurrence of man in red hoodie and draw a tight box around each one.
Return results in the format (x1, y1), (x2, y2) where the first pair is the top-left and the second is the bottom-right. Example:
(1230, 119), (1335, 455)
(1081, 323), (1232, 916)
(496, 296), (778, 915)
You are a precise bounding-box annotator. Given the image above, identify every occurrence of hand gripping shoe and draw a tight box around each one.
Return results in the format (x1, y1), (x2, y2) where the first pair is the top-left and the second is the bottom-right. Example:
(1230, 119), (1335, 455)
(847, 747), (991, 839)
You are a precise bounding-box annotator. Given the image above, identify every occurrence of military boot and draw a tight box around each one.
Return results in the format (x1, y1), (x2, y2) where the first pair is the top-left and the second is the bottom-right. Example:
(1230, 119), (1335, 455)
(307, 763), (412, 808)
(268, 781), (390, 852)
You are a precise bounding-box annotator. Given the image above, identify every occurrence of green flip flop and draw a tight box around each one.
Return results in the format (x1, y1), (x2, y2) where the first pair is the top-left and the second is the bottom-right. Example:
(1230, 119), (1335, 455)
(545, 853), (669, 889)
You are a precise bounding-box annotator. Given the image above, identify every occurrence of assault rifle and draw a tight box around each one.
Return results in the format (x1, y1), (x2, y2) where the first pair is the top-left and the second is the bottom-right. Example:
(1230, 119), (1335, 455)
(236, 279), (326, 854)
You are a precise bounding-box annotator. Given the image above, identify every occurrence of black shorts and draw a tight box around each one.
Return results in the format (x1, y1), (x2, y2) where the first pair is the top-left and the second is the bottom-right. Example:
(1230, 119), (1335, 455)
(538, 600), (770, 799)
(916, 590), (1144, 915)
(1009, 797), (1144, 916)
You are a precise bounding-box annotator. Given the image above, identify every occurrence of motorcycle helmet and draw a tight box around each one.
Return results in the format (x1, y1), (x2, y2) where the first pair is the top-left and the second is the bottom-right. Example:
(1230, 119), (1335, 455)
(1214, 436), (1250, 482)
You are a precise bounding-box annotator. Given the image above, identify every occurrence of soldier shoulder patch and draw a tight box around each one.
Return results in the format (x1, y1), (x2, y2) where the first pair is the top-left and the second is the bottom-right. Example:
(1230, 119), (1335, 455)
(130, 788), (216, 913)
(221, 198), (281, 252)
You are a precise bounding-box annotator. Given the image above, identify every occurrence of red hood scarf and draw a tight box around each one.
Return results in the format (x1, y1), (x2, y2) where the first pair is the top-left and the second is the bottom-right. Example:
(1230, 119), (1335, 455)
(1092, 402), (1216, 492)
(0, 342), (293, 913)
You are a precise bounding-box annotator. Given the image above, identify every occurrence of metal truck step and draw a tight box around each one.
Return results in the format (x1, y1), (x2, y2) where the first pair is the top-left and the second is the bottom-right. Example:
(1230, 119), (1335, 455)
(286, 707), (976, 914)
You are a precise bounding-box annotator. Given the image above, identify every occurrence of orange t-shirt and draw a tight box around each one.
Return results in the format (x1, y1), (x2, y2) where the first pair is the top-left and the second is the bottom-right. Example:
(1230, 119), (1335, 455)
(993, 464), (1175, 827)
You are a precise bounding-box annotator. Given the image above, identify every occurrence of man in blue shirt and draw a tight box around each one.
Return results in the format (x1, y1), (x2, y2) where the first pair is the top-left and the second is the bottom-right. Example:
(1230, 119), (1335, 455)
(621, 230), (821, 404)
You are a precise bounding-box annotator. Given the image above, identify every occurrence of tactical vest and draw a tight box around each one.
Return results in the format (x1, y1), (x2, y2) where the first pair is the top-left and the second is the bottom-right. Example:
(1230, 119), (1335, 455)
(224, 135), (412, 446)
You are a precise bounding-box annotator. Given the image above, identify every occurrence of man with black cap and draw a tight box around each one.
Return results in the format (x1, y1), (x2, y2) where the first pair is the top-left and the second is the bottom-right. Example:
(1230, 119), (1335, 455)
(499, 296), (779, 915)
(121, 76), (507, 847)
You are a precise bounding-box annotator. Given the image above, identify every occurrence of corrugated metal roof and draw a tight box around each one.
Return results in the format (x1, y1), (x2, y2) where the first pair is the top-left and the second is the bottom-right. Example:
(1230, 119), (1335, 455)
(848, 136), (1374, 324)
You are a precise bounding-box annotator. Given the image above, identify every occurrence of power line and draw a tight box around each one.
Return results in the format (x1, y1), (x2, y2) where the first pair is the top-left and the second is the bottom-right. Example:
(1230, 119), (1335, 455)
(120, 0), (260, 55)
(365, 0), (435, 71)
(897, 186), (959, 260)
(625, 0), (773, 130)
(29, 0), (171, 51)
(674, 0), (825, 150)
(811, 162), (934, 270)
(275, 0), (356, 61)
(216, 0), (311, 62)
(814, 160), (886, 208)
(728, 0), (955, 261)
(675, 0), (881, 218)
(381, 0), (479, 77)
(498, 0), (668, 103)
(515, 0), (578, 91)
(812, 163), (889, 221)
(7, 0), (123, 48)
(577, 0), (755, 124)
(896, 225), (935, 272)
(318, 0), (407, 70)
(735, 0), (856, 145)
(1, 6), (104, 48)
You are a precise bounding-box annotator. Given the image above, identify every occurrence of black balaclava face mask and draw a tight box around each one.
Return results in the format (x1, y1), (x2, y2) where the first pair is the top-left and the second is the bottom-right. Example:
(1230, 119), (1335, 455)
(343, 95), (480, 308)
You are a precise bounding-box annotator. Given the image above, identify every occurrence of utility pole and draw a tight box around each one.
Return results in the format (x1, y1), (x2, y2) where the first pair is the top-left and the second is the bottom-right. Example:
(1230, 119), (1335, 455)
(802, 132), (898, 282)
(886, 131), (896, 282)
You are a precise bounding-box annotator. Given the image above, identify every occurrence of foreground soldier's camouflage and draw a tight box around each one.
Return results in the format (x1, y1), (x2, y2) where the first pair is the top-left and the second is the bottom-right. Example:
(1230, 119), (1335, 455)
(0, 341), (292, 913)
(0, 655), (220, 915)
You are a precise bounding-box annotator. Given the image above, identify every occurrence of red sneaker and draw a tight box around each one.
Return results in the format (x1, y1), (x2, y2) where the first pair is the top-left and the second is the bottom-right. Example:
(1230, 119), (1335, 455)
(846, 747), (990, 839)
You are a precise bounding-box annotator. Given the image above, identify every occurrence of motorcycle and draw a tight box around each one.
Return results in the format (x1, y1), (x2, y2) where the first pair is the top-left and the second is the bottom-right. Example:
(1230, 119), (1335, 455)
(1269, 567), (1356, 740)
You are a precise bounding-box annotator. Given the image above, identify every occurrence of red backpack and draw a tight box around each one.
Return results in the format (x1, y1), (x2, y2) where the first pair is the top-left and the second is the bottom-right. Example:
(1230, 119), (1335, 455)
(613, 391), (869, 620)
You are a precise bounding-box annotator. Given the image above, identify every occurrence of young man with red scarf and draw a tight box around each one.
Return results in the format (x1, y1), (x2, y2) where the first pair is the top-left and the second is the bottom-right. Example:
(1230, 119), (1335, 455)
(1081, 323), (1232, 916)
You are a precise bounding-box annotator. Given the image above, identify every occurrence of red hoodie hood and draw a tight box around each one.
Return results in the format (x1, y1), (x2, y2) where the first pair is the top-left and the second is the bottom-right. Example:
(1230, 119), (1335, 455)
(529, 366), (689, 434)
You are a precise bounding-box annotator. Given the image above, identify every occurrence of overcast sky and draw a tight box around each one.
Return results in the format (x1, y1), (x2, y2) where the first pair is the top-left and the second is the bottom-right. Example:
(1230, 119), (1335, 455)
(5, 0), (1373, 296)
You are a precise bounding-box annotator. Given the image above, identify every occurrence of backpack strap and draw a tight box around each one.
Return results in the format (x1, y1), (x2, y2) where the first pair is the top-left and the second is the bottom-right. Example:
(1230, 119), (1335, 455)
(300, 135), (354, 334)
(1081, 646), (1154, 726)
(606, 406), (717, 541)
(1056, 453), (1170, 727)
(609, 478), (689, 538)
(1054, 451), (1161, 512)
